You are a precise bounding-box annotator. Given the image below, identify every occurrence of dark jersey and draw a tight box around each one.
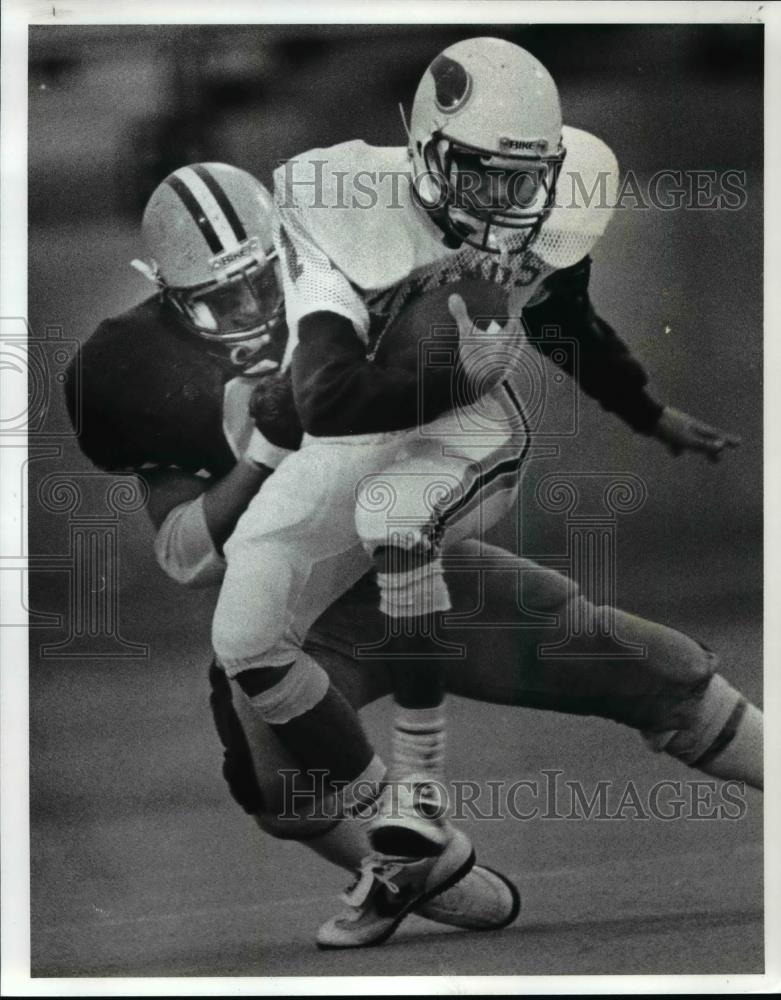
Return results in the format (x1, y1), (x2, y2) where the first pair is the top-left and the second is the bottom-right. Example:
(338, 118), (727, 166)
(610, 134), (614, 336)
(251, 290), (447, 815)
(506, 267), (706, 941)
(523, 256), (664, 434)
(66, 297), (250, 478)
(68, 261), (663, 488)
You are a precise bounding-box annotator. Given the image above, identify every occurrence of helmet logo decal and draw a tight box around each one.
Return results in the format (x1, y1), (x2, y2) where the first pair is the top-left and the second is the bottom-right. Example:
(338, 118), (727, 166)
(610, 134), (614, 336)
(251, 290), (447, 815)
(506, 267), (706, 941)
(431, 54), (473, 113)
(209, 236), (261, 272)
(499, 137), (550, 153)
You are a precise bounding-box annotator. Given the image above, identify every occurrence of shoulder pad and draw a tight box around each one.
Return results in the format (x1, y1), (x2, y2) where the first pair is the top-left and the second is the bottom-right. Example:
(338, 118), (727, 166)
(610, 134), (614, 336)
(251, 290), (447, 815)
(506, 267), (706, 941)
(70, 298), (235, 475)
(273, 142), (444, 290)
(534, 127), (619, 269)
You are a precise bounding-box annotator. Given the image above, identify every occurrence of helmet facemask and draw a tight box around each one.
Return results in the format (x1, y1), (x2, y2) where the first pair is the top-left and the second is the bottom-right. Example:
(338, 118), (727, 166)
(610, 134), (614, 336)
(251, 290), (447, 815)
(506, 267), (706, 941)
(135, 253), (286, 372)
(417, 132), (566, 255)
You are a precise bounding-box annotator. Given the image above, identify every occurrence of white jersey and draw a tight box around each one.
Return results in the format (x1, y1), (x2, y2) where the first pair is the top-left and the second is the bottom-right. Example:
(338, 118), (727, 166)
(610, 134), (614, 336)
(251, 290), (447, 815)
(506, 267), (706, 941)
(271, 126), (619, 367)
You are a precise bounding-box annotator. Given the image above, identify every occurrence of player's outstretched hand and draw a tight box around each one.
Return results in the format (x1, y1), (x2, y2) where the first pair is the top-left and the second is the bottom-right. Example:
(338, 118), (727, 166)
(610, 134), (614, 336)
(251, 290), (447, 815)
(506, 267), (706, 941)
(448, 294), (525, 392)
(652, 406), (741, 462)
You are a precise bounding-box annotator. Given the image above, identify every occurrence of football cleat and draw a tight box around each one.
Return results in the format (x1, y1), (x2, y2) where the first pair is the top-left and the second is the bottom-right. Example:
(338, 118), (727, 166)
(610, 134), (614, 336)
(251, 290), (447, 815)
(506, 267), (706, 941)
(316, 828), (475, 949)
(417, 864), (521, 931)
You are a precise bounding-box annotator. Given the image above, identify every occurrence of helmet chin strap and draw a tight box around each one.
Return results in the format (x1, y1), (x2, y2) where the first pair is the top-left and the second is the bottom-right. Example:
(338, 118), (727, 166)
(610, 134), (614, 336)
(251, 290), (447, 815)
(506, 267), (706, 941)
(240, 356), (280, 376)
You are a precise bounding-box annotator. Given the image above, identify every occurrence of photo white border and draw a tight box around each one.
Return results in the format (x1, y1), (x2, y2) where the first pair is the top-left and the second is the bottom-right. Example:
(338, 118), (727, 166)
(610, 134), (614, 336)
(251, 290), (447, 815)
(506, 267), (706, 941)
(2, 0), (778, 994)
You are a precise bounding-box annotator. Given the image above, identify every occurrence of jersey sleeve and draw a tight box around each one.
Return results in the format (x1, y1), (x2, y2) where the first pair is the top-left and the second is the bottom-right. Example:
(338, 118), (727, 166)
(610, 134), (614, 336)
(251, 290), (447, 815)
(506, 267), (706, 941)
(273, 169), (370, 365)
(153, 493), (226, 588)
(523, 256), (664, 433)
(273, 162), (472, 436)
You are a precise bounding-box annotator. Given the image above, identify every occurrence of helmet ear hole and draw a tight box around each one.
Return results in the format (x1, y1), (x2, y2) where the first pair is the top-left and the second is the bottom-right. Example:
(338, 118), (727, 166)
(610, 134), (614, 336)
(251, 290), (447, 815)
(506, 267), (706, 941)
(231, 344), (252, 366)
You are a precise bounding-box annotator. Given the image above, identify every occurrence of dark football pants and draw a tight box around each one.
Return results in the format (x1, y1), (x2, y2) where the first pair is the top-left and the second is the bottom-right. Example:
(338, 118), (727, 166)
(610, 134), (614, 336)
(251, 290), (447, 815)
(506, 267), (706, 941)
(208, 541), (728, 826)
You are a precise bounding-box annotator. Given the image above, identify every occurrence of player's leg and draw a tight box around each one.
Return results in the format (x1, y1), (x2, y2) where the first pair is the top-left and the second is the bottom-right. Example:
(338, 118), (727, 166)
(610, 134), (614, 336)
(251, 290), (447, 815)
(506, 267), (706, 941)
(354, 397), (525, 854)
(209, 659), (384, 869)
(212, 445), (382, 806)
(354, 458), (453, 790)
(439, 540), (762, 789)
(208, 655), (519, 945)
(355, 465), (462, 858)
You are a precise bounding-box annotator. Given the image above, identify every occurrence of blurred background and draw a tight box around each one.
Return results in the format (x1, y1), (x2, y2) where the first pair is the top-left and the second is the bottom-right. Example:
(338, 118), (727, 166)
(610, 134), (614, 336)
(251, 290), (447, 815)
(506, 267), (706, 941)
(28, 22), (763, 544)
(26, 24), (763, 977)
(29, 23), (762, 220)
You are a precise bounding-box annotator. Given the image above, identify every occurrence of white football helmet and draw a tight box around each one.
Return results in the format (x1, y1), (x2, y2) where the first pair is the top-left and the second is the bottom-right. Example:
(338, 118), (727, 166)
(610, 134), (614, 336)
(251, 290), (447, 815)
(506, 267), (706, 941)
(132, 163), (285, 369)
(408, 38), (566, 254)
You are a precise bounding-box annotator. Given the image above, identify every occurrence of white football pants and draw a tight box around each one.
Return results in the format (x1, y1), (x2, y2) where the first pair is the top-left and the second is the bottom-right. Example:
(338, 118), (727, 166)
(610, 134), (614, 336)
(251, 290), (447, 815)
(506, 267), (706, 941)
(212, 381), (529, 677)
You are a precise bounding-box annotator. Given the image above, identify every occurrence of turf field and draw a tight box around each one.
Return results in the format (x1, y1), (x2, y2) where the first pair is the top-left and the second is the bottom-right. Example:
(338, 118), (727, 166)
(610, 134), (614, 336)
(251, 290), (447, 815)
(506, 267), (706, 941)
(26, 211), (763, 978)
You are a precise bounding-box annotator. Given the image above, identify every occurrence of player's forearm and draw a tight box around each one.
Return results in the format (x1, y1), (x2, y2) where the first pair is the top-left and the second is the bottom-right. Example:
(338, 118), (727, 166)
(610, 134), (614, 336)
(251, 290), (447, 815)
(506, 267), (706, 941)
(148, 462), (271, 587)
(201, 459), (273, 552)
(293, 313), (458, 435)
(560, 311), (664, 433)
(524, 258), (664, 433)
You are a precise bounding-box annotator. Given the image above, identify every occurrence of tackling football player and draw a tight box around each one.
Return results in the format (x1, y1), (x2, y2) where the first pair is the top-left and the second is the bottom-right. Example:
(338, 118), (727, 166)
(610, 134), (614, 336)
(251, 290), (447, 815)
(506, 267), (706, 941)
(66, 161), (523, 948)
(70, 148), (761, 948)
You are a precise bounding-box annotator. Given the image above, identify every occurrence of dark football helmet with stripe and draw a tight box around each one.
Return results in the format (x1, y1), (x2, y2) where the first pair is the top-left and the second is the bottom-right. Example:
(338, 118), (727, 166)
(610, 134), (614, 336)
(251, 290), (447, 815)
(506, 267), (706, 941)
(132, 162), (286, 371)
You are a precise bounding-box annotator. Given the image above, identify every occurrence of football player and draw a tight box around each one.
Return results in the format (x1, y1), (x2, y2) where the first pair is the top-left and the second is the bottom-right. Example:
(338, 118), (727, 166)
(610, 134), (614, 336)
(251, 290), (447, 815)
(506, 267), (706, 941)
(66, 161), (523, 949)
(69, 151), (761, 950)
(208, 36), (760, 944)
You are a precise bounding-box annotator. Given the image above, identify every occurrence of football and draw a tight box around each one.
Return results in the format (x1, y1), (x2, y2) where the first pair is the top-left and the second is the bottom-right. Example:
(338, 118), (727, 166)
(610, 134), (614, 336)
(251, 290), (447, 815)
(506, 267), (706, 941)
(372, 278), (509, 371)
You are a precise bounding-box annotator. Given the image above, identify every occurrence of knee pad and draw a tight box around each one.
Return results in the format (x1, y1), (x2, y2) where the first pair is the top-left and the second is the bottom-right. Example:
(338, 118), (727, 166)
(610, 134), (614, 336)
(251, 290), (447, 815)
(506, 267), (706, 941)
(208, 662), (266, 816)
(234, 653), (330, 725)
(212, 615), (291, 674)
(354, 502), (438, 564)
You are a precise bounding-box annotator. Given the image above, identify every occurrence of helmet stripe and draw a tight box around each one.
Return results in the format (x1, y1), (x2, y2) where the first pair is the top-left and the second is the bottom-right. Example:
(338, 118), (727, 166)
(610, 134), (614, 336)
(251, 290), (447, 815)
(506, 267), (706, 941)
(192, 165), (248, 244)
(166, 174), (223, 254)
(176, 167), (242, 252)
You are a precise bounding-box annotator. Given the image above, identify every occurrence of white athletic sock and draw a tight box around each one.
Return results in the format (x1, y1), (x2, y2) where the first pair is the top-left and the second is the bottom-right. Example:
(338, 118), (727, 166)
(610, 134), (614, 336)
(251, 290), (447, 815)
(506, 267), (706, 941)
(376, 556), (451, 619)
(390, 705), (446, 783)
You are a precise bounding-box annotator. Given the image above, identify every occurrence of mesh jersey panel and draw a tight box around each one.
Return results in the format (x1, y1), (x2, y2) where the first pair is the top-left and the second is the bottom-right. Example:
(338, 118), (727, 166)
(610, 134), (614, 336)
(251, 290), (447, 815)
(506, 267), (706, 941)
(274, 194), (370, 346)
